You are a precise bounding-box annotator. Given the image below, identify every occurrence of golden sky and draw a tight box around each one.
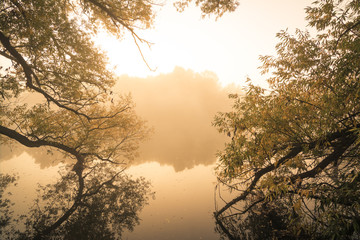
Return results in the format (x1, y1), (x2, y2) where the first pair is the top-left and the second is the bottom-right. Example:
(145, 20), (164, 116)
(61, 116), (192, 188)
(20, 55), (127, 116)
(97, 0), (313, 88)
(0, 2), (320, 239)
(1, 0), (316, 172)
(1, 68), (234, 171)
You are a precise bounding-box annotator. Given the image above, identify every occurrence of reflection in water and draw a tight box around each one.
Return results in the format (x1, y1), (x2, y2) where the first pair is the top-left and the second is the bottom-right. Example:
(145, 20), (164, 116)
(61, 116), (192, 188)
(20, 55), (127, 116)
(29, 169), (151, 239)
(215, 196), (296, 240)
(0, 68), (238, 238)
(1, 154), (227, 240)
(116, 67), (236, 171)
(0, 153), (153, 239)
(0, 142), (67, 168)
(117, 162), (224, 240)
(1, 67), (237, 172)
(0, 153), (61, 232)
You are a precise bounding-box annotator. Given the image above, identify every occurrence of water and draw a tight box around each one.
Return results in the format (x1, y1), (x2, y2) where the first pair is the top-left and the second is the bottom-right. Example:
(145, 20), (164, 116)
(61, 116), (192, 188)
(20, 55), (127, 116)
(0, 69), (235, 239)
(125, 162), (220, 240)
(1, 149), (222, 239)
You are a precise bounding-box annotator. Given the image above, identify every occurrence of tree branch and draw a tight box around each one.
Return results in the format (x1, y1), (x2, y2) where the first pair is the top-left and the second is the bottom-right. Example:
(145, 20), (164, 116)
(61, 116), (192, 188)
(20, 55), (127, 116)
(85, 0), (155, 71)
(290, 135), (356, 182)
(33, 159), (85, 240)
(335, 19), (360, 50)
(215, 145), (303, 218)
(0, 31), (94, 120)
(214, 126), (357, 218)
(0, 124), (79, 156)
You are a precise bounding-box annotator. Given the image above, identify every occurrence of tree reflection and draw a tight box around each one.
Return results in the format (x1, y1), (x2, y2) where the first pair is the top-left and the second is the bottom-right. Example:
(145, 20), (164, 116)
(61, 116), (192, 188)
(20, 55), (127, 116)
(0, 143), (66, 168)
(215, 191), (311, 240)
(0, 174), (18, 236)
(0, 165), (153, 240)
(1, 68), (236, 172)
(215, 186), (360, 240)
(116, 68), (235, 171)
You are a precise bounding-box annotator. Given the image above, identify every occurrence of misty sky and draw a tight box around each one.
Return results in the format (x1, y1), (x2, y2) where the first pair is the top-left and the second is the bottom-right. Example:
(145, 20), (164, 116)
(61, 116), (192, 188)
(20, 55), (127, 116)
(0, 2), (323, 239)
(116, 67), (237, 171)
(97, 0), (313, 88)
(1, 0), (316, 172)
(0, 67), (235, 171)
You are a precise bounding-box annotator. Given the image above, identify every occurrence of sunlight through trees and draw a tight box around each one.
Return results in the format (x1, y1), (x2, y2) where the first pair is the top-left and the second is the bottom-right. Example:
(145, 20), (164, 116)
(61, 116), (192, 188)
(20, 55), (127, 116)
(0, 0), (240, 238)
(213, 1), (360, 239)
(0, 0), (157, 238)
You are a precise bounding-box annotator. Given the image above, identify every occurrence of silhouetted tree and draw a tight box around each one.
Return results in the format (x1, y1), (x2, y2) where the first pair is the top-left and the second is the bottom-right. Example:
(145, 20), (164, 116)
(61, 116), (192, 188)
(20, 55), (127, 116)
(1, 1), (154, 236)
(0, 174), (17, 235)
(27, 167), (153, 240)
(175, 0), (239, 18)
(1, 0), (240, 238)
(0, 169), (153, 240)
(214, 0), (360, 239)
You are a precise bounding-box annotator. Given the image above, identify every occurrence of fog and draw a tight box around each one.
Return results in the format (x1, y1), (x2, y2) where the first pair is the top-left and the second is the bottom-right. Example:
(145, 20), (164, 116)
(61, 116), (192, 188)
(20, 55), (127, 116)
(0, 67), (238, 171)
(116, 67), (236, 171)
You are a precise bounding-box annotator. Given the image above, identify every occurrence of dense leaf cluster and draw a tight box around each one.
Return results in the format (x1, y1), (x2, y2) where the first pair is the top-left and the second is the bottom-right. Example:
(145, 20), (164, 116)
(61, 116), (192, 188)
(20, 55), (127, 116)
(1, 0), (240, 238)
(175, 0), (239, 18)
(214, 0), (360, 239)
(0, 0), (157, 238)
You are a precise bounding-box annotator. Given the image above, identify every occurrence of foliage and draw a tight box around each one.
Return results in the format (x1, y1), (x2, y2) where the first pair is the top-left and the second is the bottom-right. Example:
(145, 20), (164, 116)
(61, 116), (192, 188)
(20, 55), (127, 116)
(23, 166), (153, 240)
(213, 0), (360, 239)
(0, 0), (241, 238)
(0, 168), (153, 240)
(0, 0), (157, 238)
(216, 192), (307, 240)
(0, 173), (18, 235)
(174, 0), (239, 18)
(0, 0), (154, 161)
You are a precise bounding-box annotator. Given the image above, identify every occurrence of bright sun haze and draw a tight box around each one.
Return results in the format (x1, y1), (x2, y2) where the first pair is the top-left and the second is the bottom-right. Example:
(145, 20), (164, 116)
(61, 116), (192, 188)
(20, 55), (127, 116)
(96, 0), (313, 88)
(3, 1), (345, 240)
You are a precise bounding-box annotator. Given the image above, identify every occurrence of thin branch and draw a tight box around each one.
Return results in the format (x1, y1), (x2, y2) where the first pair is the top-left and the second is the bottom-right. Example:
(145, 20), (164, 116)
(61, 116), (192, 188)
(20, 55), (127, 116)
(335, 19), (360, 50)
(83, 170), (124, 197)
(214, 126), (358, 218)
(132, 33), (156, 71)
(0, 31), (93, 120)
(214, 145), (302, 218)
(290, 135), (355, 182)
(85, 0), (156, 71)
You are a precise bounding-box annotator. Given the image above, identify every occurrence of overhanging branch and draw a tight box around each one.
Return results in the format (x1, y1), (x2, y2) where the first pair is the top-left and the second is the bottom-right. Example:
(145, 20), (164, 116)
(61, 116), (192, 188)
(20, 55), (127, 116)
(0, 31), (93, 120)
(214, 127), (357, 218)
(0, 124), (78, 156)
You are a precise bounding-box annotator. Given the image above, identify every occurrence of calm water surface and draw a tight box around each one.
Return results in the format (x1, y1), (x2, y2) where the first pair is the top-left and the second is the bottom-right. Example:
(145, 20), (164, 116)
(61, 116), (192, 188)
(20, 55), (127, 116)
(1, 152), (222, 240)
(1, 70), (235, 239)
(124, 162), (221, 240)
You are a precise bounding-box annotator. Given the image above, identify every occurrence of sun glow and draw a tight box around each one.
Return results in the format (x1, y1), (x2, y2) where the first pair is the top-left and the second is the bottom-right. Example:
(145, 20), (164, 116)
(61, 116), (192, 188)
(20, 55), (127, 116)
(95, 0), (313, 88)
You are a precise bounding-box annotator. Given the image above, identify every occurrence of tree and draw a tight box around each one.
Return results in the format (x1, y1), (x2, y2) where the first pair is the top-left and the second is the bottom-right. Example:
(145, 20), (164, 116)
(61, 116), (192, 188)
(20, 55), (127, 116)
(174, 0), (239, 18)
(0, 172), (153, 240)
(215, 192), (303, 240)
(1, 0), (240, 238)
(0, 174), (18, 236)
(1, 1), (153, 238)
(21, 167), (153, 240)
(0, 169), (153, 240)
(213, 0), (360, 239)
